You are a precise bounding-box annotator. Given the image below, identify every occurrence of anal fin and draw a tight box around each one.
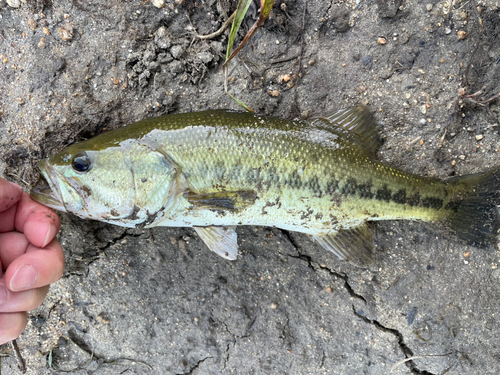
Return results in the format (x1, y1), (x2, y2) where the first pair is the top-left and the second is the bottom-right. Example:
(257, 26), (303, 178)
(193, 226), (239, 260)
(312, 223), (374, 267)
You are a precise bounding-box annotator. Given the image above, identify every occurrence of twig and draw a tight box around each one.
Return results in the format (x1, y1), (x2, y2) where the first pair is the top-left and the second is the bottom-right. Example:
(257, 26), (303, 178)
(270, 53), (300, 64)
(391, 353), (454, 372)
(194, 10), (236, 40)
(10, 340), (26, 374)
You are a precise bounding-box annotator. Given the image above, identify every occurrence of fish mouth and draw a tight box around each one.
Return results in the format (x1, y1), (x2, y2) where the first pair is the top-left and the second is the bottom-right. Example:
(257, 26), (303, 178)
(30, 159), (67, 212)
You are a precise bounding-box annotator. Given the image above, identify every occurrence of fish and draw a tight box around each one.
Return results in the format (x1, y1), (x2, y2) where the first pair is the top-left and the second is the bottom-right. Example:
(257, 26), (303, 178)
(31, 106), (500, 266)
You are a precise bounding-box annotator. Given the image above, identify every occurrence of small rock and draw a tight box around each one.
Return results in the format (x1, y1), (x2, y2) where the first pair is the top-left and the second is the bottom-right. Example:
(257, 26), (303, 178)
(152, 0), (165, 8)
(58, 24), (74, 41)
(444, 28), (452, 35)
(457, 30), (467, 40)
(278, 74), (291, 83)
(426, 4), (433, 11)
(28, 18), (38, 30)
(270, 302), (278, 309)
(196, 51), (213, 64)
(7, 0), (21, 8)
(459, 155), (466, 160)
(377, 37), (387, 45)
(170, 45), (184, 59)
(475, 134), (483, 141)
(492, 268), (500, 280)
(154, 26), (171, 49)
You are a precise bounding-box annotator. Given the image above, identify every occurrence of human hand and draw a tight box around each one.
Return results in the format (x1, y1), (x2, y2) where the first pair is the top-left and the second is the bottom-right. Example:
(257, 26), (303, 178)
(0, 178), (64, 344)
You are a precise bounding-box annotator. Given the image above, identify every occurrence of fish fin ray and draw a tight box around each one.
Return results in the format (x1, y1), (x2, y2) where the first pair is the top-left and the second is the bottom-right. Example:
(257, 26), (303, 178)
(312, 224), (374, 266)
(444, 168), (500, 246)
(194, 226), (239, 260)
(310, 106), (383, 154)
(186, 190), (257, 211)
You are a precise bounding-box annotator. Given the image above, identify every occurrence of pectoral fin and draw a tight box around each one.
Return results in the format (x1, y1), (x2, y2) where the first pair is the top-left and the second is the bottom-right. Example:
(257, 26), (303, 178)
(312, 224), (374, 267)
(186, 190), (257, 212)
(194, 226), (239, 260)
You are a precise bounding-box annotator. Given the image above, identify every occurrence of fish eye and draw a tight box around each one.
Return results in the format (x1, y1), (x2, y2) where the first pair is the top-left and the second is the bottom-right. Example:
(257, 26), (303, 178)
(72, 152), (92, 173)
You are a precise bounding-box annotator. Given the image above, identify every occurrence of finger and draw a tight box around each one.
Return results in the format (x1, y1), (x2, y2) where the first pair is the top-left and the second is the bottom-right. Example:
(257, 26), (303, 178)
(0, 179), (22, 213)
(0, 283), (49, 313)
(0, 312), (27, 345)
(0, 232), (29, 270)
(0, 204), (18, 233)
(5, 239), (64, 292)
(15, 193), (60, 248)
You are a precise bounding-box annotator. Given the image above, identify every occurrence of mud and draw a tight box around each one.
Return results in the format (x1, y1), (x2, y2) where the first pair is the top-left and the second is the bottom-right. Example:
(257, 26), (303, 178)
(1, 0), (500, 374)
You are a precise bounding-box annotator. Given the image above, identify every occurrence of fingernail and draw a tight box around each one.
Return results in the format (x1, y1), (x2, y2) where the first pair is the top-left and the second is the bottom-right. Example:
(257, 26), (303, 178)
(10, 265), (38, 291)
(43, 224), (57, 248)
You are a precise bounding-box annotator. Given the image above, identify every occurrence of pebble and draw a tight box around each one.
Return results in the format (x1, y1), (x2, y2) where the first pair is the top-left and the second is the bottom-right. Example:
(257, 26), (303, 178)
(170, 45), (184, 59)
(58, 25), (74, 41)
(457, 30), (467, 40)
(426, 4), (433, 11)
(459, 155), (466, 160)
(278, 74), (291, 83)
(7, 0), (20, 7)
(152, 0), (165, 8)
(270, 302), (278, 309)
(475, 134), (483, 141)
(492, 268), (500, 280)
(377, 37), (387, 45)
(444, 28), (452, 35)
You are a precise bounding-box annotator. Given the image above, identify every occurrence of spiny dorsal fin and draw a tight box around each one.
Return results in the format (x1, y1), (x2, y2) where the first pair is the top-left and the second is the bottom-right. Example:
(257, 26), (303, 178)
(310, 106), (383, 155)
(311, 223), (374, 267)
(194, 226), (239, 260)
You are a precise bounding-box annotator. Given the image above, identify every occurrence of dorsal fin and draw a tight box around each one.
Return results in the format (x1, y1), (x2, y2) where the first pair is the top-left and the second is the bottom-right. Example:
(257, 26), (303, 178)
(310, 106), (383, 155)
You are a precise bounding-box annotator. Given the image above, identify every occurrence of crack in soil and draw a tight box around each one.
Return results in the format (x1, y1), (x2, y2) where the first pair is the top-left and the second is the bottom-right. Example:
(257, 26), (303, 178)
(280, 229), (436, 375)
(353, 306), (436, 375)
(175, 356), (211, 375)
(66, 328), (153, 372)
(280, 230), (366, 302)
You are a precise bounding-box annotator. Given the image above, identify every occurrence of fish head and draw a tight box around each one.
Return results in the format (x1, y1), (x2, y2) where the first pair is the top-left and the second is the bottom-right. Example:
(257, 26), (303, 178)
(31, 141), (138, 224)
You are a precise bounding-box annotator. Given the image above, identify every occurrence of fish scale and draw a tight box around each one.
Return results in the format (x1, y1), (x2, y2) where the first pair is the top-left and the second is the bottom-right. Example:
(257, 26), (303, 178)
(32, 106), (500, 266)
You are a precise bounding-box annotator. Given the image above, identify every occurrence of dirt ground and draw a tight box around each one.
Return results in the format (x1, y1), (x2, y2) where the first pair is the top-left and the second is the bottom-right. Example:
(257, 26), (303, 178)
(1, 0), (500, 374)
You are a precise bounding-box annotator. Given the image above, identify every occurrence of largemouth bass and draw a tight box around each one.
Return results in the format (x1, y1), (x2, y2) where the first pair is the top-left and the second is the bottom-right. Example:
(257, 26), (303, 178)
(31, 106), (500, 266)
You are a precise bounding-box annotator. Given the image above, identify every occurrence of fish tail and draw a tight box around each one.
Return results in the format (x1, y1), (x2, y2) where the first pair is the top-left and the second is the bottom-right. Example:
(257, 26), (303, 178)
(445, 167), (500, 246)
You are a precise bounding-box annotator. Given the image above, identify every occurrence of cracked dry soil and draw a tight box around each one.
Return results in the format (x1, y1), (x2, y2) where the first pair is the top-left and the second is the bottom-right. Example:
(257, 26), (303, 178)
(1, 0), (500, 374)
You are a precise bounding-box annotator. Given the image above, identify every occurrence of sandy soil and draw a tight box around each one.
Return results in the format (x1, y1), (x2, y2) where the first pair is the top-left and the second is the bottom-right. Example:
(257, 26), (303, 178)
(1, 0), (500, 374)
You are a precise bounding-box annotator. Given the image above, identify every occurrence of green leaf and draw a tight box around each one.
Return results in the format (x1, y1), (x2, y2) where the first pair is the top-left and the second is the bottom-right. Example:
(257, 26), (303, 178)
(226, 0), (253, 61)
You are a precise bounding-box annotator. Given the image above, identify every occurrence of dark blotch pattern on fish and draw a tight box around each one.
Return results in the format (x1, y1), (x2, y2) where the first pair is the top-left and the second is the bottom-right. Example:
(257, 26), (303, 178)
(422, 197), (444, 209)
(336, 178), (445, 209)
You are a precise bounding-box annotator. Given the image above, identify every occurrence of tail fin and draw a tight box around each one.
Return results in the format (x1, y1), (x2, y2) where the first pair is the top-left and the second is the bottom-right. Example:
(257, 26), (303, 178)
(445, 168), (500, 247)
